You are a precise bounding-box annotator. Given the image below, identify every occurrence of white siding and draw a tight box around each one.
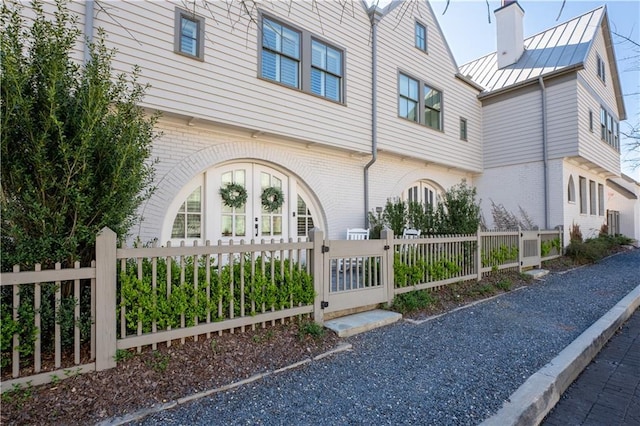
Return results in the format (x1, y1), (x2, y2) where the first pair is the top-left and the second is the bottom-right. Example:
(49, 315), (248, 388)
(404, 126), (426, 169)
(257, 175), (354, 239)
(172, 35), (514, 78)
(92, 0), (373, 153)
(607, 179), (640, 242)
(375, 2), (483, 173)
(482, 87), (542, 169)
(546, 78), (579, 159)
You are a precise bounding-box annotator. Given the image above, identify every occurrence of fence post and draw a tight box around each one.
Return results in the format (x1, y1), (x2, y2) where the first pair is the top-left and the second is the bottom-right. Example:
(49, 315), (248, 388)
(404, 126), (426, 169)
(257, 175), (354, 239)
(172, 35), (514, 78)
(95, 227), (117, 371)
(381, 228), (395, 306)
(309, 228), (324, 325)
(476, 226), (482, 281)
(517, 225), (523, 273)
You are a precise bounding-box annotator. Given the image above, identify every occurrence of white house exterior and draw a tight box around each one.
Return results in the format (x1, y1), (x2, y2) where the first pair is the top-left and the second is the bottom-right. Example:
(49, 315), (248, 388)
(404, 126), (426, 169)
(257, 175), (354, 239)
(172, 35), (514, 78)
(48, 0), (635, 245)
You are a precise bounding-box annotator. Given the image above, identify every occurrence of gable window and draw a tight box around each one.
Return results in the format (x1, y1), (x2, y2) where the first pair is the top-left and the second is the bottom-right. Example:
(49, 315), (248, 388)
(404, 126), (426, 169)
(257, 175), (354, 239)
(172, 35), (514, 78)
(311, 39), (342, 102)
(174, 8), (205, 60)
(579, 176), (587, 214)
(598, 183), (605, 216)
(596, 55), (606, 83)
(398, 73), (443, 130)
(415, 21), (427, 52)
(460, 118), (468, 141)
(567, 175), (576, 203)
(589, 110), (593, 132)
(261, 17), (300, 88)
(589, 180), (596, 215)
(399, 74), (419, 122)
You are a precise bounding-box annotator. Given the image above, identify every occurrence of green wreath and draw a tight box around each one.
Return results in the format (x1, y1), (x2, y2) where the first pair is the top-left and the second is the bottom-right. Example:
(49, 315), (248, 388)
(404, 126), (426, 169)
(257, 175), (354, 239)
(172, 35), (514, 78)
(219, 183), (247, 209)
(261, 186), (284, 212)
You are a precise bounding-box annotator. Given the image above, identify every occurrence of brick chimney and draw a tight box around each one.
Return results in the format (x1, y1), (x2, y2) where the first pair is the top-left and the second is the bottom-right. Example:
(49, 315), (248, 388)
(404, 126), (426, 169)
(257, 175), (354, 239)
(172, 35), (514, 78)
(495, 0), (524, 69)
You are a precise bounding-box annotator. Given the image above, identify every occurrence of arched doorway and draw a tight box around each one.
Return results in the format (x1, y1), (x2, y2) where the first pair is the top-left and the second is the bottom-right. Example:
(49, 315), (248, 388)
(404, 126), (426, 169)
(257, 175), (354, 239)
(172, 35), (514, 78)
(162, 162), (321, 244)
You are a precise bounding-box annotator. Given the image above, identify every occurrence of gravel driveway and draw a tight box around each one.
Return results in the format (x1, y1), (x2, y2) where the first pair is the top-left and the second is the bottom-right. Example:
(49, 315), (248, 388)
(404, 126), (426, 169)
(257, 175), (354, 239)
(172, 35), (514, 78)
(134, 250), (640, 426)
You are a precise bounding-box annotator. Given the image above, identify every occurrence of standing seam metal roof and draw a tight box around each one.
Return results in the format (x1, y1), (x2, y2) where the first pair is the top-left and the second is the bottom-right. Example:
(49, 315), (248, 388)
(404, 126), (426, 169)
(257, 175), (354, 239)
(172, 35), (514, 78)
(459, 6), (605, 93)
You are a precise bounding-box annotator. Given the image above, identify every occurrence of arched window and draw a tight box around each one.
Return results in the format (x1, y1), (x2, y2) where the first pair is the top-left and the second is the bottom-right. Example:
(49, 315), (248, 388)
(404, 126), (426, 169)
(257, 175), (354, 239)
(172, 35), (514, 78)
(404, 180), (441, 209)
(567, 175), (576, 203)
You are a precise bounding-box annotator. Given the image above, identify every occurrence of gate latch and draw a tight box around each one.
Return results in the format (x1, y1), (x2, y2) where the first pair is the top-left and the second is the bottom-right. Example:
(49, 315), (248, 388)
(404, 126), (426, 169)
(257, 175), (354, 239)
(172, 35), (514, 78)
(321, 245), (330, 253)
(321, 301), (329, 309)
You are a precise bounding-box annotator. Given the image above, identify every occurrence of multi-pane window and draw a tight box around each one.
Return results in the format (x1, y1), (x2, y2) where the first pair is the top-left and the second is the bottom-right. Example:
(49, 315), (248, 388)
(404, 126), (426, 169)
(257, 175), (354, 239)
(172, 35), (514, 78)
(596, 55), (606, 83)
(311, 40), (342, 102)
(221, 170), (247, 237)
(460, 118), (468, 140)
(579, 176), (587, 214)
(600, 107), (620, 151)
(398, 73), (443, 130)
(174, 9), (205, 60)
(399, 74), (419, 122)
(261, 17), (300, 88)
(598, 183), (605, 216)
(589, 180), (596, 215)
(171, 187), (202, 239)
(260, 15), (344, 103)
(415, 22), (427, 52)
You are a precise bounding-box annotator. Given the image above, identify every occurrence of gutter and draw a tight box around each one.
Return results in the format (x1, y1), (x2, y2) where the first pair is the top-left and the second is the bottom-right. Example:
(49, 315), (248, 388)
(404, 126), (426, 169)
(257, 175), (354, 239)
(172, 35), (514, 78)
(364, 8), (381, 228)
(84, 0), (95, 64)
(539, 76), (550, 229)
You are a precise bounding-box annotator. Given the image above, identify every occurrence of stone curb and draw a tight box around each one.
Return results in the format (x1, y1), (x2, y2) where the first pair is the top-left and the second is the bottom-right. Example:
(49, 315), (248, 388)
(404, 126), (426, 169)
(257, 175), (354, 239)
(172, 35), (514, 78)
(481, 284), (640, 426)
(97, 343), (353, 426)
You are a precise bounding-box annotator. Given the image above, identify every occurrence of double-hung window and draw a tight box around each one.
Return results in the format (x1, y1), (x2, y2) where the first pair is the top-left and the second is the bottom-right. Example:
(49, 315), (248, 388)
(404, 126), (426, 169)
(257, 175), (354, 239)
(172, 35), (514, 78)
(311, 40), (342, 102)
(174, 8), (205, 60)
(261, 18), (300, 88)
(399, 74), (419, 122)
(596, 55), (606, 83)
(600, 107), (620, 151)
(415, 22), (427, 52)
(260, 15), (345, 103)
(398, 73), (442, 130)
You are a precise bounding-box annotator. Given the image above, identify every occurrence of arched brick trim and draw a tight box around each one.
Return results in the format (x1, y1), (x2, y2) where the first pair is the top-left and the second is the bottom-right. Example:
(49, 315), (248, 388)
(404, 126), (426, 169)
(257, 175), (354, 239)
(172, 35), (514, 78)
(136, 141), (326, 241)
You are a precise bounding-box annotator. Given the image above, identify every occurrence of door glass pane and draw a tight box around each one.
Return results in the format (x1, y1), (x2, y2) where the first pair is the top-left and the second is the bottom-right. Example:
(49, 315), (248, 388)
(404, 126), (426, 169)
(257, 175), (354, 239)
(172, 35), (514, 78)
(262, 216), (271, 234)
(221, 215), (232, 236)
(273, 216), (282, 235)
(236, 216), (246, 237)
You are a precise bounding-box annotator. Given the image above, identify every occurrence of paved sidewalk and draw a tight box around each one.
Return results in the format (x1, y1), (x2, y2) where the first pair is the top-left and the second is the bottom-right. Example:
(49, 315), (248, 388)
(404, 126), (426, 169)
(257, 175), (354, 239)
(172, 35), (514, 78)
(543, 308), (640, 426)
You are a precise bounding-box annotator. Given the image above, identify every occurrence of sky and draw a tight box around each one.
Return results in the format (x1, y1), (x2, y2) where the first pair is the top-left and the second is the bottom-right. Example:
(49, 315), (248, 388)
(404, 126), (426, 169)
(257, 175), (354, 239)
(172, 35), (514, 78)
(426, 0), (640, 179)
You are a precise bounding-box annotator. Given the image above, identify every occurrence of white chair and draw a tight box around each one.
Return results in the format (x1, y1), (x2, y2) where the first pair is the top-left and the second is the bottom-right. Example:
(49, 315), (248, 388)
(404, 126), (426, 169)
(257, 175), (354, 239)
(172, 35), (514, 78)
(402, 228), (421, 239)
(346, 228), (370, 240)
(340, 228), (370, 271)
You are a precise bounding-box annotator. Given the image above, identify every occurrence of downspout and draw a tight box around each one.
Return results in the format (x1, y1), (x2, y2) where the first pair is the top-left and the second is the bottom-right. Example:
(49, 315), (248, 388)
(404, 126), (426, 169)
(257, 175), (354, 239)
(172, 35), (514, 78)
(84, 0), (95, 64)
(364, 9), (379, 228)
(538, 76), (550, 229)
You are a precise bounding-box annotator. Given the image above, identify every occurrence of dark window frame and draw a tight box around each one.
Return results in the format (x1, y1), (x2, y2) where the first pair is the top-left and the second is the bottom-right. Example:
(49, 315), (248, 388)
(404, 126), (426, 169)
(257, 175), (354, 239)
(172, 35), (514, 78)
(174, 8), (205, 61)
(415, 21), (427, 52)
(397, 71), (444, 132)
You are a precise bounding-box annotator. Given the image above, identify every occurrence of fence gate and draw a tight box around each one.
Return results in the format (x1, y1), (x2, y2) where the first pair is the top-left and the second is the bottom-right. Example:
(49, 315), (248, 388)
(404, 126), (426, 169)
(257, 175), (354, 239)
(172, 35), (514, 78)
(320, 238), (389, 315)
(519, 230), (541, 269)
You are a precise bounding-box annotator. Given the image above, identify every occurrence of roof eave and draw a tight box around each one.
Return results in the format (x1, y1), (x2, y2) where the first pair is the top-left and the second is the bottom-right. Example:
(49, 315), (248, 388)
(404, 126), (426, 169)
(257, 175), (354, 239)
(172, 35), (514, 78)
(477, 63), (584, 100)
(455, 73), (484, 92)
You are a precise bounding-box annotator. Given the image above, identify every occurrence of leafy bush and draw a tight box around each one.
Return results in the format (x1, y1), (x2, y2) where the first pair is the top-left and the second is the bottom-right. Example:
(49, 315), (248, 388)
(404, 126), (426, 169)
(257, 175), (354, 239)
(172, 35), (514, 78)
(565, 234), (633, 264)
(392, 290), (435, 314)
(118, 255), (315, 336)
(481, 245), (519, 271)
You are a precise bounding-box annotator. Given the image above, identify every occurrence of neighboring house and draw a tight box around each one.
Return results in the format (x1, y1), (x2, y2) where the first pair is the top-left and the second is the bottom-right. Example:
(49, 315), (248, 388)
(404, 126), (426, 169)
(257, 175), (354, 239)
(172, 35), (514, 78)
(55, 0), (633, 245)
(462, 1), (627, 243)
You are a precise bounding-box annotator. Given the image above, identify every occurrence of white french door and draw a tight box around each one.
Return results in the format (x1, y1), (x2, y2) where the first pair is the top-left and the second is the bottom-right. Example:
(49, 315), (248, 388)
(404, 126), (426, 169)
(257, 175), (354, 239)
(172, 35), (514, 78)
(208, 163), (289, 242)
